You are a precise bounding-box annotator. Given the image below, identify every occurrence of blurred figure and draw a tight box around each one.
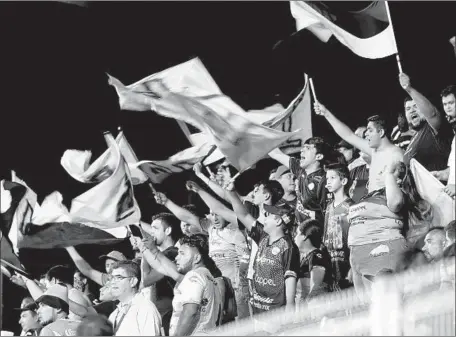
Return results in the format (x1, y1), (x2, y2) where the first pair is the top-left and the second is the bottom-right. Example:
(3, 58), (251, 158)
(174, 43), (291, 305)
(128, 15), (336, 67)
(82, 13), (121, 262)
(73, 271), (95, 302)
(422, 227), (447, 262)
(391, 112), (416, 151)
(444, 220), (455, 257)
(76, 315), (114, 336)
(396, 248), (428, 272)
(16, 297), (42, 336)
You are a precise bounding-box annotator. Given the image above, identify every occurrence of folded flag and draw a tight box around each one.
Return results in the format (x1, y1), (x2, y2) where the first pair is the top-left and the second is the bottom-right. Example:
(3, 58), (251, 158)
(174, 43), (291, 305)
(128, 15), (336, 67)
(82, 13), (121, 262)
(69, 132), (141, 229)
(409, 158), (456, 240)
(290, 1), (398, 59)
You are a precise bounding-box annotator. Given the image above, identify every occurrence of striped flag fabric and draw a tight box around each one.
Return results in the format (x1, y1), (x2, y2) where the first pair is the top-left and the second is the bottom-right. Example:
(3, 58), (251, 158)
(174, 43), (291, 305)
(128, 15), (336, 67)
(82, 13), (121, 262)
(1, 179), (127, 253)
(69, 132), (141, 229)
(290, 1), (398, 59)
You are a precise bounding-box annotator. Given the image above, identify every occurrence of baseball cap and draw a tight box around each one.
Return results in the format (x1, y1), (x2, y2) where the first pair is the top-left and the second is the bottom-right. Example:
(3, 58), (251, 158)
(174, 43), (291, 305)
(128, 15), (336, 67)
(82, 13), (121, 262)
(335, 140), (354, 150)
(14, 297), (37, 312)
(98, 251), (126, 262)
(271, 166), (291, 181)
(263, 204), (295, 226)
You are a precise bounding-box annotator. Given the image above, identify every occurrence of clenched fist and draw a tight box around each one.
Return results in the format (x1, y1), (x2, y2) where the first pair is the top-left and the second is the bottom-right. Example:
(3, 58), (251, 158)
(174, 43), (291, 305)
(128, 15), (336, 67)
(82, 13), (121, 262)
(399, 72), (411, 91)
(154, 192), (168, 205)
(313, 102), (329, 117)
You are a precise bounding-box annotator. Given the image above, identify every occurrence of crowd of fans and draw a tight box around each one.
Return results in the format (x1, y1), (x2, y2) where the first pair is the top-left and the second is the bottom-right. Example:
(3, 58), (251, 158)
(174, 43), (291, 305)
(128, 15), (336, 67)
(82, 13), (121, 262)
(4, 72), (455, 336)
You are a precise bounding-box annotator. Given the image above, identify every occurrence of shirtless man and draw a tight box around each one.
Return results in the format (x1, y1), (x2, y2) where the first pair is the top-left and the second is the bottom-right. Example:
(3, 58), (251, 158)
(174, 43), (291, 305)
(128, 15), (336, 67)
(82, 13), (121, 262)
(314, 102), (404, 193)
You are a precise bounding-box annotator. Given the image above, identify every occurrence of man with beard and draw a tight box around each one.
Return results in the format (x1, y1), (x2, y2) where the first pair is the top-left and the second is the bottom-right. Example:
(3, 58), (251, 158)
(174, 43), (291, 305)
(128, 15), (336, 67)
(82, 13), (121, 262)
(36, 284), (80, 336)
(399, 73), (451, 172)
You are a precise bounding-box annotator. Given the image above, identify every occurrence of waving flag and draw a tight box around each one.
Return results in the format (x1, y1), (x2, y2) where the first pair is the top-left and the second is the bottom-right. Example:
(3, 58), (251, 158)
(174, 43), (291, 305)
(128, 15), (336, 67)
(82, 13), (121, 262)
(149, 82), (300, 171)
(69, 133), (141, 229)
(135, 142), (219, 184)
(290, 1), (398, 59)
(409, 159), (455, 240)
(116, 130), (149, 185)
(1, 179), (127, 252)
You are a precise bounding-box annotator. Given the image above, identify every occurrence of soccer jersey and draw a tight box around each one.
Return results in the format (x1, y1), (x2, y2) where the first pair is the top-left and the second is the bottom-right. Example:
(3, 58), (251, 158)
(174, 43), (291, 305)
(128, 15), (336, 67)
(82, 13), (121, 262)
(248, 222), (300, 314)
(289, 158), (327, 226)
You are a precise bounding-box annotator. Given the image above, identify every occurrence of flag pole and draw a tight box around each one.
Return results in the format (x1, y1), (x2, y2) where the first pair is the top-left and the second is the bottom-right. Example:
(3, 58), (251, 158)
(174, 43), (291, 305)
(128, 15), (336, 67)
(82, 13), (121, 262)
(309, 78), (318, 102)
(385, 1), (403, 73)
(176, 121), (195, 147)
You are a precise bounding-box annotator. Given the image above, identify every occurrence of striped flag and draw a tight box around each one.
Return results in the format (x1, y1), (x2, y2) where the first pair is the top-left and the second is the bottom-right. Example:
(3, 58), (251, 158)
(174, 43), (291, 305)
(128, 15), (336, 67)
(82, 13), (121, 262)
(290, 1), (398, 59)
(69, 133), (141, 229)
(1, 179), (127, 252)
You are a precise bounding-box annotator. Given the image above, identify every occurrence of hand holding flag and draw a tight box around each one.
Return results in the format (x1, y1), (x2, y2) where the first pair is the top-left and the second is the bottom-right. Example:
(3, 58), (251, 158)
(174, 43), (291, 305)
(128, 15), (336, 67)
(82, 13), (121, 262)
(154, 192), (168, 206)
(314, 102), (329, 117)
(398, 72), (411, 91)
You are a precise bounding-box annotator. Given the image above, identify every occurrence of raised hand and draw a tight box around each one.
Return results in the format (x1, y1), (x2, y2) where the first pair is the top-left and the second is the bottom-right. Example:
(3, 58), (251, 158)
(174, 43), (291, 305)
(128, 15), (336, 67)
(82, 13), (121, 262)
(154, 192), (168, 205)
(398, 72), (411, 91)
(193, 162), (204, 176)
(10, 272), (27, 289)
(313, 102), (329, 117)
(186, 181), (202, 193)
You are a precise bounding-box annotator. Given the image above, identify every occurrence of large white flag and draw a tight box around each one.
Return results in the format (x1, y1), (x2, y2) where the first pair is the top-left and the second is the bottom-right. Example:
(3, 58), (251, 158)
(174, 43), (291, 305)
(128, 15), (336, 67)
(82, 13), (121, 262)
(69, 133), (141, 229)
(189, 77), (312, 156)
(290, 1), (398, 59)
(409, 158), (455, 234)
(149, 82), (300, 171)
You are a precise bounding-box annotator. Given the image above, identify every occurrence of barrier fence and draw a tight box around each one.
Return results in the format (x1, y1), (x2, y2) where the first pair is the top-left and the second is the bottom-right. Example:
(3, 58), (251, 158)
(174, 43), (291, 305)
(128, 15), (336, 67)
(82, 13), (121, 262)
(210, 258), (455, 336)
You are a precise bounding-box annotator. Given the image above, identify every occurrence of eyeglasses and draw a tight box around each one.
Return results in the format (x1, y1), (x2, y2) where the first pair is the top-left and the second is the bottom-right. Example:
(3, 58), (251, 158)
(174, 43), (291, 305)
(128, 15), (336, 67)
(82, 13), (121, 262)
(111, 275), (133, 282)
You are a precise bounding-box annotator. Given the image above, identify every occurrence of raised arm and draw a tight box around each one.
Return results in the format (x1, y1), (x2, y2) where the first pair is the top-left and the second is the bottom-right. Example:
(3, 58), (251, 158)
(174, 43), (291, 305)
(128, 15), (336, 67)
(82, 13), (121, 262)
(138, 237), (183, 284)
(193, 162), (228, 201)
(186, 181), (238, 225)
(399, 73), (442, 133)
(223, 182), (256, 232)
(10, 273), (44, 300)
(268, 147), (291, 168)
(65, 246), (104, 286)
(154, 192), (201, 229)
(314, 102), (372, 156)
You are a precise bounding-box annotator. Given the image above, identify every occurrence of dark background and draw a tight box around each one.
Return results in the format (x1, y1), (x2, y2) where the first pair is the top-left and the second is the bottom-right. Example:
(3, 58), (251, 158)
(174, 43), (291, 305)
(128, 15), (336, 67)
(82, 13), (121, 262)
(0, 1), (455, 333)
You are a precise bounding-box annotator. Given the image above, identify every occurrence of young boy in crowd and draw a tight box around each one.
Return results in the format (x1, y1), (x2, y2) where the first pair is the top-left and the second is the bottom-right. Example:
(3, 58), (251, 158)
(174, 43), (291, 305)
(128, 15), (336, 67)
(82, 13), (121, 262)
(323, 163), (354, 290)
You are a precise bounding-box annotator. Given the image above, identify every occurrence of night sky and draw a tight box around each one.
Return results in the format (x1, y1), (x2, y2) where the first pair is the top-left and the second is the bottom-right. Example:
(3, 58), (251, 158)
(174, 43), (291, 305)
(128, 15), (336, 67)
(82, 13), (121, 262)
(0, 1), (455, 332)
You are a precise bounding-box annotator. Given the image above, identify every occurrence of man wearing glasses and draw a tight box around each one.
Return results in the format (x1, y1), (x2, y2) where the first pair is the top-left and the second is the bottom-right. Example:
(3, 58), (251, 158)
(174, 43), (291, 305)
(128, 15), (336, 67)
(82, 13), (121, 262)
(108, 261), (162, 336)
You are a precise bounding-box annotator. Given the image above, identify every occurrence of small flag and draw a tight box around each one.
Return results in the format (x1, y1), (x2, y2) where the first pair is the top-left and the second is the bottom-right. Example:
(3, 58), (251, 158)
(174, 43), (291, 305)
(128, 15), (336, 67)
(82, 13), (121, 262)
(290, 1), (398, 59)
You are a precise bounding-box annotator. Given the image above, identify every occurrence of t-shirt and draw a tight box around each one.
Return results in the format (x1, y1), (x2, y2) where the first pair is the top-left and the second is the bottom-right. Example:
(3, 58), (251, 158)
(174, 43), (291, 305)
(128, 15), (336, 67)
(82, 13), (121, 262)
(349, 164), (370, 203)
(290, 158), (327, 226)
(403, 121), (451, 171)
(39, 319), (80, 336)
(347, 189), (405, 246)
(298, 249), (332, 299)
(248, 222), (300, 314)
(323, 199), (354, 286)
(150, 246), (178, 317)
(169, 267), (221, 336)
(199, 219), (249, 289)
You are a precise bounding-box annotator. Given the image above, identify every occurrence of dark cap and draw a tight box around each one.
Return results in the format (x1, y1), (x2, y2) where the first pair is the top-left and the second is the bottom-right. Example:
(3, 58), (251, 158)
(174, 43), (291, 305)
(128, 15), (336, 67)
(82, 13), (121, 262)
(335, 140), (354, 150)
(263, 204), (295, 226)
